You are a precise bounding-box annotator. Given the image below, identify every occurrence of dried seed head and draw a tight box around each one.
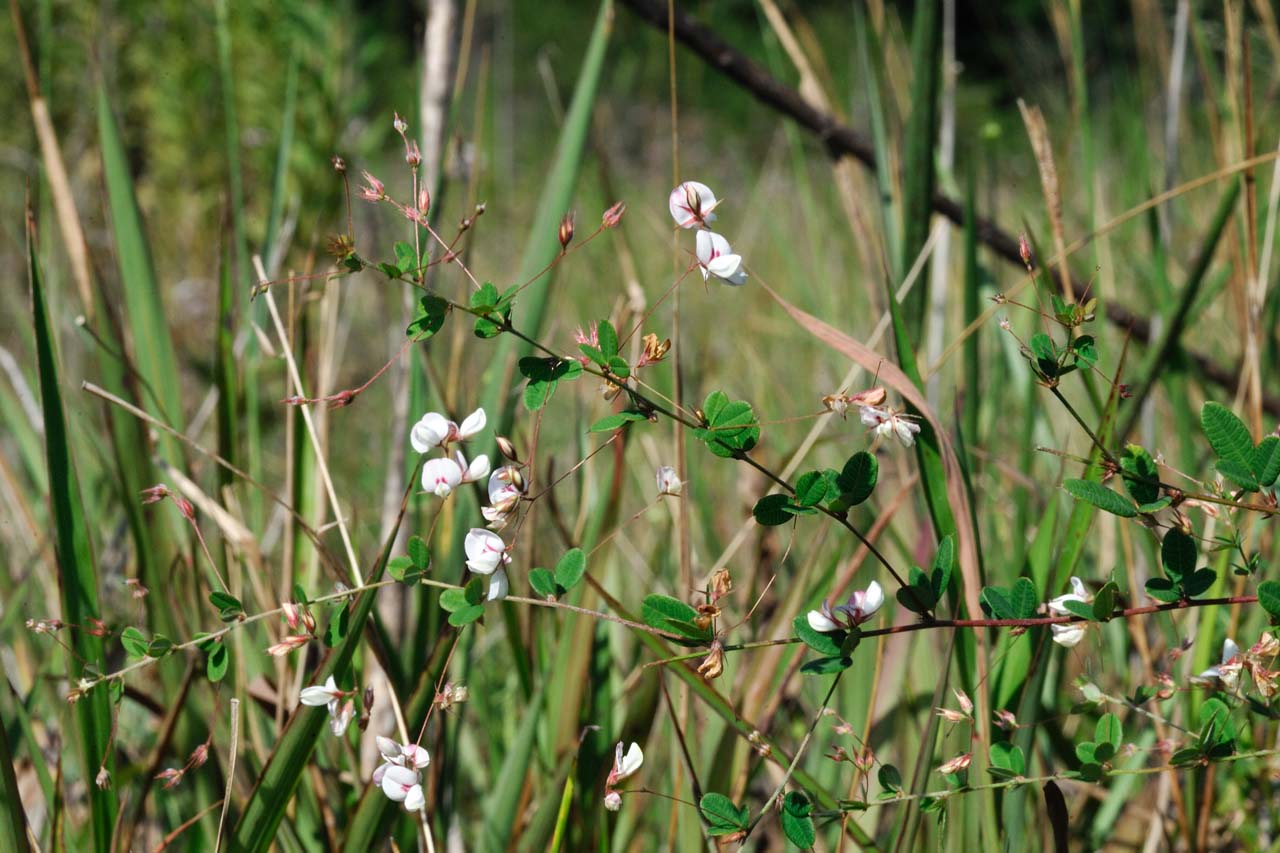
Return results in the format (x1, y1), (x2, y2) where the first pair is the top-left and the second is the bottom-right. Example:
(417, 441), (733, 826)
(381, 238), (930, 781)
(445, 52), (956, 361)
(710, 569), (733, 603)
(602, 201), (626, 228)
(558, 211), (575, 250)
(697, 643), (724, 681)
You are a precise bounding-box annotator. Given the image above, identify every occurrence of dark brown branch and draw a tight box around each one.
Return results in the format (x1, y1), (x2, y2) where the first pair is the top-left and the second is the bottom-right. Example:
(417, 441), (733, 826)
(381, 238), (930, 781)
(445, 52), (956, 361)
(619, 0), (1278, 417)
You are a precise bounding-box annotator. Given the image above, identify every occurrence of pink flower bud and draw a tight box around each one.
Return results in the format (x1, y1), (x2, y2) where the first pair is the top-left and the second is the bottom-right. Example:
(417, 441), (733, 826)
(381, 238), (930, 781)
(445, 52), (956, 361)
(1018, 233), (1032, 267)
(393, 113), (408, 135)
(360, 171), (385, 202)
(267, 634), (310, 656)
(602, 201), (625, 229)
(406, 140), (421, 168)
(418, 188), (431, 216)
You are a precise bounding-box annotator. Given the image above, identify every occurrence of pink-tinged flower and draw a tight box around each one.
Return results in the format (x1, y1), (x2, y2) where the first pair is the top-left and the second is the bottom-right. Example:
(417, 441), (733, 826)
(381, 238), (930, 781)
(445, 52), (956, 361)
(602, 201), (626, 229)
(604, 741), (644, 811)
(954, 689), (973, 716)
(937, 752), (972, 775)
(483, 468), (524, 530)
(694, 230), (747, 286)
(380, 764), (425, 811)
(656, 466), (683, 496)
(464, 528), (510, 575)
(993, 709), (1018, 731)
(140, 484), (171, 504)
(405, 140), (421, 168)
(859, 406), (921, 448)
(668, 181), (718, 229)
(410, 408), (486, 452)
(267, 634), (310, 656)
(330, 700), (355, 736)
(282, 601), (302, 630)
(1193, 638), (1243, 692)
(806, 581), (884, 633)
(420, 451), (490, 498)
(360, 171), (386, 202)
(572, 322), (600, 366)
(393, 113), (408, 135)
(936, 689), (973, 723)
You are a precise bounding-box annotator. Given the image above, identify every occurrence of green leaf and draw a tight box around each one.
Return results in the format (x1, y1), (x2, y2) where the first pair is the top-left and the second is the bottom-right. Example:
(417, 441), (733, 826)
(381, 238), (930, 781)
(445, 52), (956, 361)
(471, 283), (516, 338)
(1061, 600), (1095, 621)
(394, 241), (417, 274)
(588, 411), (646, 432)
(439, 589), (470, 612)
(753, 494), (795, 526)
(528, 568), (557, 598)
(1136, 497), (1173, 513)
(448, 604), (485, 627)
(794, 471), (829, 507)
(1091, 581), (1117, 622)
(324, 603), (351, 647)
(1161, 529), (1197, 580)
(597, 319), (619, 358)
(1198, 697), (1235, 748)
(800, 655), (853, 675)
(1075, 742), (1097, 764)
(1095, 713), (1122, 749)
(1063, 479), (1137, 517)
(694, 391), (760, 458)
(470, 281), (500, 312)
(641, 594), (712, 643)
(1255, 436), (1280, 487)
(1183, 568), (1217, 598)
(1170, 748), (1202, 766)
(981, 585), (1016, 619)
(931, 534), (955, 599)
(1010, 577), (1039, 619)
(699, 793), (749, 835)
(121, 627), (149, 658)
(1216, 458), (1260, 491)
(578, 343), (606, 366)
(1201, 402), (1254, 469)
(1257, 581), (1280, 620)
(780, 792), (816, 848)
(406, 293), (448, 341)
(207, 643), (229, 683)
(408, 535), (431, 569)
(878, 764), (903, 793)
(1119, 444), (1160, 506)
(387, 556), (414, 583)
(553, 548), (586, 591)
(1077, 762), (1105, 782)
(519, 357), (581, 411)
(793, 615), (842, 656)
(606, 355), (630, 378)
(832, 451), (878, 508)
(989, 742), (1026, 776)
(464, 576), (486, 606)
(1144, 577), (1182, 603)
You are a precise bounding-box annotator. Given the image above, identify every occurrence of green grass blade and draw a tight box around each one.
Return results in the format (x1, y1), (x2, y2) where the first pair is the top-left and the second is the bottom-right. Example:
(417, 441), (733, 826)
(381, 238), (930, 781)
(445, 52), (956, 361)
(29, 225), (118, 850)
(897, 0), (942, 329)
(96, 83), (186, 440)
(482, 684), (547, 853)
(0, 678), (32, 852)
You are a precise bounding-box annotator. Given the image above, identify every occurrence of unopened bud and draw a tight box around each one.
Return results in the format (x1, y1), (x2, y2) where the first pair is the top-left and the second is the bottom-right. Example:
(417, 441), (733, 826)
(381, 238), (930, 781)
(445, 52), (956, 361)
(406, 140), (422, 168)
(331, 155), (346, 172)
(602, 201), (626, 229)
(1018, 233), (1032, 268)
(852, 747), (875, 772)
(282, 601), (301, 630)
(495, 435), (521, 463)
(418, 188), (430, 216)
(393, 113), (408, 135)
(188, 743), (210, 769)
(558, 211), (575, 250)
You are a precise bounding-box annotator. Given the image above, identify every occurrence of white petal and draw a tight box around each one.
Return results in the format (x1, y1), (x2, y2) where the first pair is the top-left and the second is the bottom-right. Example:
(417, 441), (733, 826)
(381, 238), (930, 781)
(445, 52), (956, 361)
(299, 685), (334, 707)
(403, 784), (425, 811)
(707, 253), (747, 286)
(457, 407), (486, 439)
(372, 762), (389, 786)
(1051, 623), (1086, 648)
(487, 567), (509, 602)
(893, 419), (916, 446)
(329, 701), (354, 736)
(656, 466), (682, 496)
(617, 742), (643, 778)
(1067, 577), (1087, 599)
(669, 181), (718, 228)
(380, 765), (419, 802)
(806, 609), (841, 633)
(410, 413), (451, 453)
(604, 791), (622, 811)
(376, 736), (402, 761)
(464, 453), (491, 483)
(862, 581), (884, 615)
(1222, 638), (1240, 663)
(402, 743), (431, 770)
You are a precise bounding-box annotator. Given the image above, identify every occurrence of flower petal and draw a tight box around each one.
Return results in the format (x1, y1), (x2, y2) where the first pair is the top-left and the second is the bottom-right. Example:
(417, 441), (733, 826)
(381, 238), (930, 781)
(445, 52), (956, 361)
(487, 567), (509, 602)
(410, 412), (451, 453)
(464, 528), (507, 575)
(380, 764), (419, 802)
(617, 742), (643, 778)
(463, 453), (491, 483)
(403, 784), (425, 811)
(862, 581), (884, 616)
(421, 456), (463, 498)
(806, 609), (841, 633)
(457, 408), (486, 439)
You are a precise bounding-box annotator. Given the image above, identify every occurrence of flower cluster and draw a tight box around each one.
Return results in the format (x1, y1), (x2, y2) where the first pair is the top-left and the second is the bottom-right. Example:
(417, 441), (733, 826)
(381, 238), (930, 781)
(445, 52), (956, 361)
(1193, 634), (1280, 697)
(1047, 576), (1090, 648)
(411, 407), (491, 498)
(373, 736), (430, 811)
(669, 181), (747, 286)
(299, 676), (355, 736)
(464, 528), (510, 601)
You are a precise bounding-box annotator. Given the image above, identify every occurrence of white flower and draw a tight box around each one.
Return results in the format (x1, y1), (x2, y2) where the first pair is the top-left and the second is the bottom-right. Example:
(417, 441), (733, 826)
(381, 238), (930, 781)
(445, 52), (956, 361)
(410, 408), (486, 452)
(464, 528), (510, 575)
(656, 466), (683, 496)
(806, 581), (884, 633)
(695, 230), (747, 286)
(329, 699), (354, 736)
(1048, 576), (1090, 615)
(860, 406), (921, 447)
(1051, 623), (1087, 648)
(668, 181), (718, 229)
(299, 675), (342, 708)
(1194, 638), (1243, 691)
(604, 741), (643, 811)
(380, 764), (424, 811)
(483, 467), (524, 529)
(420, 452), (490, 498)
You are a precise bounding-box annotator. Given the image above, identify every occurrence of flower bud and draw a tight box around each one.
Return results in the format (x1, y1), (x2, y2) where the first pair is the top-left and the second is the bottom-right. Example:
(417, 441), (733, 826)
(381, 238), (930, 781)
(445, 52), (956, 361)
(331, 155), (346, 172)
(393, 113), (408, 135)
(282, 601), (301, 630)
(406, 140), (421, 168)
(418, 188), (430, 217)
(1018, 233), (1032, 268)
(95, 767), (111, 789)
(188, 742), (210, 769)
(495, 435), (521, 463)
(558, 211), (575, 250)
(602, 201), (626, 229)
